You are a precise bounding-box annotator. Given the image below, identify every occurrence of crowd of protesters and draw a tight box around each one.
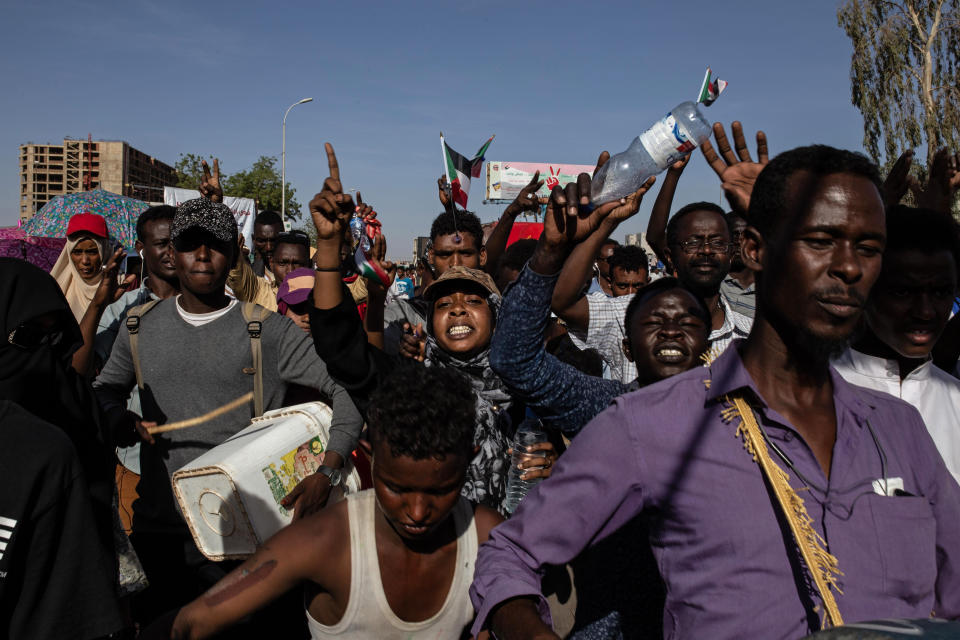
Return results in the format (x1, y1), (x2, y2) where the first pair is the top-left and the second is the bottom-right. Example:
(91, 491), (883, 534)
(2, 121), (960, 640)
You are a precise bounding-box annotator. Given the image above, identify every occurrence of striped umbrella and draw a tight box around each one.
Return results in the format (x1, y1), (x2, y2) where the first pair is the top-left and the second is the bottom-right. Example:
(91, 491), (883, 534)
(22, 189), (149, 251)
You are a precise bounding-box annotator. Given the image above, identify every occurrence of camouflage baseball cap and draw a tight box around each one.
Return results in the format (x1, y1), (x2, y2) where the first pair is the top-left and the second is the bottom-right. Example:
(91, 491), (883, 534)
(170, 198), (238, 244)
(423, 266), (500, 300)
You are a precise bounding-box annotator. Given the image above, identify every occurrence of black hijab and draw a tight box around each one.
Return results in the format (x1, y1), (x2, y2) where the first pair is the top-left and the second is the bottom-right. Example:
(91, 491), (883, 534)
(0, 258), (115, 550)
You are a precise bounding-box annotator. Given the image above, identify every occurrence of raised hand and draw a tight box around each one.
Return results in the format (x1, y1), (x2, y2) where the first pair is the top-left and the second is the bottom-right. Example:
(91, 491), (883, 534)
(542, 151), (655, 247)
(94, 246), (135, 307)
(365, 231), (397, 293)
(399, 322), (426, 362)
(199, 158), (223, 203)
(281, 473), (332, 521)
(913, 147), (960, 214)
(310, 143), (356, 244)
(700, 121), (769, 214)
(437, 175), (455, 213)
(504, 171), (546, 217)
(881, 149), (918, 209)
(669, 152), (692, 174)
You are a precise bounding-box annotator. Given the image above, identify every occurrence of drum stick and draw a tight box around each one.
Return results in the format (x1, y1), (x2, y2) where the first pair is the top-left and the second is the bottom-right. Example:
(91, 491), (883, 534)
(147, 392), (254, 434)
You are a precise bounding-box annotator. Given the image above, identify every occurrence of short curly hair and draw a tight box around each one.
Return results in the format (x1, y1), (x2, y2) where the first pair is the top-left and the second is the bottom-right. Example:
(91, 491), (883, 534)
(607, 245), (648, 274)
(367, 363), (476, 460)
(430, 210), (484, 248)
(665, 202), (726, 247)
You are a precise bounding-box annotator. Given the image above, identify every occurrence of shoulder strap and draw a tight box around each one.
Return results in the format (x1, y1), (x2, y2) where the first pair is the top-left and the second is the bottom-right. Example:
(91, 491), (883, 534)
(241, 302), (266, 417)
(125, 299), (163, 390)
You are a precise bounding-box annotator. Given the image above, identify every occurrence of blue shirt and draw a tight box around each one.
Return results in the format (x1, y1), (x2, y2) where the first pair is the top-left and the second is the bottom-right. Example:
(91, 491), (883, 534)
(490, 265), (630, 434)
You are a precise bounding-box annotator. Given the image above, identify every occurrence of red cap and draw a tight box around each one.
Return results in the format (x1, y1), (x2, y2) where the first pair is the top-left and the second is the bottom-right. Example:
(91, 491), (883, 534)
(66, 212), (108, 239)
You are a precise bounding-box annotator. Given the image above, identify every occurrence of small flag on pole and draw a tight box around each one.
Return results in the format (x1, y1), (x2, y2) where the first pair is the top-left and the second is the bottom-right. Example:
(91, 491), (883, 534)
(441, 134), (495, 208)
(697, 68), (728, 106)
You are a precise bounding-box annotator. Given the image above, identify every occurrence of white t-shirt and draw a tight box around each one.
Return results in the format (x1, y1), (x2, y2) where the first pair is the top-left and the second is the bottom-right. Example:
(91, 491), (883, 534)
(175, 296), (238, 327)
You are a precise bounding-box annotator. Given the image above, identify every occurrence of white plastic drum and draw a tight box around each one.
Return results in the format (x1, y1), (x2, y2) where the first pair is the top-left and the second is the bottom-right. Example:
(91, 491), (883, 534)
(172, 402), (361, 561)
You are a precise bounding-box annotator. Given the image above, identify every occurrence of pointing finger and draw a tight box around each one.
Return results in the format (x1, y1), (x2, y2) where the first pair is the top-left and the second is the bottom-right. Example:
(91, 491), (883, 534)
(324, 142), (340, 182)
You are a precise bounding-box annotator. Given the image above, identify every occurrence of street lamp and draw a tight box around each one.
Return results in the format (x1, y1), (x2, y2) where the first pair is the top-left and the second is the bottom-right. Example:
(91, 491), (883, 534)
(282, 97), (313, 227)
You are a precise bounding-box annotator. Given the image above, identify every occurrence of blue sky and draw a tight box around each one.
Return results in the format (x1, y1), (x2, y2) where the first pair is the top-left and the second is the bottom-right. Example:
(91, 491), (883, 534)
(0, 0), (866, 260)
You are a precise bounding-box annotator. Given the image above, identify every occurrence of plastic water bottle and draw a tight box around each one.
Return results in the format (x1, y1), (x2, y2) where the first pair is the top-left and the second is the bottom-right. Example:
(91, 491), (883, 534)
(591, 101), (713, 205)
(503, 418), (548, 515)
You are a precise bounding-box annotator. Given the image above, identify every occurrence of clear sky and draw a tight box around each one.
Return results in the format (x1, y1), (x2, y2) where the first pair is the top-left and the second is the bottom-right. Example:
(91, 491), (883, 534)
(0, 0), (866, 260)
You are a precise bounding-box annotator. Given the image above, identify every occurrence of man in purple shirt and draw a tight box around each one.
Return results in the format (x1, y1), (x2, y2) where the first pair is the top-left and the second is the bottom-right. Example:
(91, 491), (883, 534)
(470, 144), (960, 639)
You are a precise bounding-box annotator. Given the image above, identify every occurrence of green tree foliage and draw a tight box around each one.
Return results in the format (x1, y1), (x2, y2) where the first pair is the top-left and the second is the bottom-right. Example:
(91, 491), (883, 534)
(223, 156), (301, 221)
(838, 0), (960, 168)
(173, 154), (302, 221)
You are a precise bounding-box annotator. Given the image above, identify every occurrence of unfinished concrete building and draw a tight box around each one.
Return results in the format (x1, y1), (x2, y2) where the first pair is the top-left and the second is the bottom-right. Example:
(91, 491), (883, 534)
(18, 138), (177, 222)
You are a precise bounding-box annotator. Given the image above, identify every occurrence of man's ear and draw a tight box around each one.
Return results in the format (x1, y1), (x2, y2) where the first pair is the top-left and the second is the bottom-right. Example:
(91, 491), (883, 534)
(741, 225), (764, 273)
(478, 245), (487, 267)
(663, 246), (675, 274)
(134, 239), (144, 253)
(427, 248), (435, 267)
(622, 338), (634, 362)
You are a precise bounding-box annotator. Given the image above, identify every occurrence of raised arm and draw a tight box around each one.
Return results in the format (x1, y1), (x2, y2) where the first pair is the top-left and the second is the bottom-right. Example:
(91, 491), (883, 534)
(490, 197), (628, 433)
(484, 172), (545, 276)
(72, 246), (135, 376)
(646, 154), (690, 267)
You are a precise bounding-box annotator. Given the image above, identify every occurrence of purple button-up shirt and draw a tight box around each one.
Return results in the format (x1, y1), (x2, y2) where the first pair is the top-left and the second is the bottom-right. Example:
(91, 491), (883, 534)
(471, 342), (960, 639)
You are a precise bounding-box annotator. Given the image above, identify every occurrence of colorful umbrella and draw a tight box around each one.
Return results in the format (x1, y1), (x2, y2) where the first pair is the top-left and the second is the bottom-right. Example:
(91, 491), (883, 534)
(22, 189), (149, 251)
(0, 226), (67, 272)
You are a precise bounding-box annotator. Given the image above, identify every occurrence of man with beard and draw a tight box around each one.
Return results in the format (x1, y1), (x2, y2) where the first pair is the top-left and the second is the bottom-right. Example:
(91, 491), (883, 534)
(552, 199), (751, 382)
(720, 211), (756, 317)
(470, 145), (960, 639)
(833, 205), (960, 483)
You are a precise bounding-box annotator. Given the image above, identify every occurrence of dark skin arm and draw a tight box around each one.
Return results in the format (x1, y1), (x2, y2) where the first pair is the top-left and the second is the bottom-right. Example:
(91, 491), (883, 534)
(483, 172), (546, 277)
(166, 503), (347, 638)
(279, 142), (361, 520)
(489, 598), (560, 640)
(364, 231), (397, 350)
(646, 154), (690, 268)
(700, 121), (768, 215)
(71, 246), (135, 376)
(550, 153), (654, 331)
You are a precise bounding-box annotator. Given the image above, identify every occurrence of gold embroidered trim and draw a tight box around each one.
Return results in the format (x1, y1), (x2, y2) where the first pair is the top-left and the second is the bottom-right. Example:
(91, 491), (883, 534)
(721, 394), (845, 628)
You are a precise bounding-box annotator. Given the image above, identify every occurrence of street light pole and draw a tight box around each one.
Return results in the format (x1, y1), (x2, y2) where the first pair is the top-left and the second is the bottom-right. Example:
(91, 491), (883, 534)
(282, 97), (314, 227)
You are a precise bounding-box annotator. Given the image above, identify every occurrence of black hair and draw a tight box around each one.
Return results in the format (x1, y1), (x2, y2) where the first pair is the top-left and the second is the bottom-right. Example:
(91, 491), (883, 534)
(430, 210), (483, 248)
(665, 202), (727, 246)
(276, 230), (311, 250)
(498, 238), (538, 273)
(623, 277), (711, 331)
(254, 210), (283, 227)
(747, 145), (881, 239)
(601, 237), (621, 248)
(723, 211), (746, 231)
(885, 205), (960, 273)
(136, 205), (176, 242)
(367, 364), (476, 460)
(607, 245), (648, 274)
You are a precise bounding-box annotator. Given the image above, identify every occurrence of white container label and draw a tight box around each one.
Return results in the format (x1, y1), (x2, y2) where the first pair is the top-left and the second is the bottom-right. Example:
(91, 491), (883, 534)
(639, 112), (697, 169)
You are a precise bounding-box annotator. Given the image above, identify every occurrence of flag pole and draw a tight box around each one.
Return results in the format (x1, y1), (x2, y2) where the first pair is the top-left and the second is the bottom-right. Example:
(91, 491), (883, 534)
(440, 132), (460, 240)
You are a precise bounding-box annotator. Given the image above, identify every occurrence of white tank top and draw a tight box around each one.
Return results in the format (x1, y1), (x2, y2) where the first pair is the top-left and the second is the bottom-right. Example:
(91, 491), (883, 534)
(306, 489), (478, 639)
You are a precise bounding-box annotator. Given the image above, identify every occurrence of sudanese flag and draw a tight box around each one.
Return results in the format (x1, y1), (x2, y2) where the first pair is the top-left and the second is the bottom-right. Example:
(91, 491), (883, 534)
(441, 134), (494, 208)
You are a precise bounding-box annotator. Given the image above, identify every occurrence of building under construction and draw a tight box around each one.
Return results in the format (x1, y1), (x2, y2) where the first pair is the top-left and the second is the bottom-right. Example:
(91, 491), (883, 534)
(18, 137), (177, 222)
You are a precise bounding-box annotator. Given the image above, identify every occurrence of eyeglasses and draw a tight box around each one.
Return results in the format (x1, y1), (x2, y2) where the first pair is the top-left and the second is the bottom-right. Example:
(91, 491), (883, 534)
(7, 323), (65, 350)
(675, 238), (734, 254)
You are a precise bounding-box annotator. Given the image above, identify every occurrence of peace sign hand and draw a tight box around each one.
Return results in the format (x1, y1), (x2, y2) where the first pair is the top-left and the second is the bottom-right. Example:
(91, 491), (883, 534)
(504, 171), (546, 217)
(199, 158), (223, 203)
(700, 121), (768, 214)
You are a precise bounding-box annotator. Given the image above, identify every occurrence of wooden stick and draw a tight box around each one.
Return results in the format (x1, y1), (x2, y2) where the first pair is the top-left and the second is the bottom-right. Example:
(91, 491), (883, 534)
(148, 392), (254, 434)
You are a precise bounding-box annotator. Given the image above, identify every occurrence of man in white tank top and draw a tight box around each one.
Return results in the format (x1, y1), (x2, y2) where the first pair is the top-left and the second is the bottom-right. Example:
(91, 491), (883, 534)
(151, 364), (503, 639)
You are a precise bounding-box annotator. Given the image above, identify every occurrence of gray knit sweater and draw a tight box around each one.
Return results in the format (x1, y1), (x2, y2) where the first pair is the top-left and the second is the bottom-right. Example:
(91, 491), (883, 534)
(93, 298), (363, 532)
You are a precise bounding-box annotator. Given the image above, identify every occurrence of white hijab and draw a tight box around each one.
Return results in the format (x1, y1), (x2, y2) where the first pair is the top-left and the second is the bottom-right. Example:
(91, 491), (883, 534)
(50, 233), (110, 323)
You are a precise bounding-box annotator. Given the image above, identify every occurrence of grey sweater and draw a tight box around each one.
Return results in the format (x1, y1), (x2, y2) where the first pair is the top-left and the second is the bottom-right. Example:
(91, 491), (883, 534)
(93, 298), (363, 532)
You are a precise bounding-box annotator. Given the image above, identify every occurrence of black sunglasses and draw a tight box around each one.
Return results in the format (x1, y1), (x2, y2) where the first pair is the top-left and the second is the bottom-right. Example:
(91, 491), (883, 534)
(7, 323), (65, 350)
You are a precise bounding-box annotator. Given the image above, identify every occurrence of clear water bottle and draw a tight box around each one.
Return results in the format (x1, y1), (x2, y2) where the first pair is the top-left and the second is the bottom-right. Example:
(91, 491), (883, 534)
(503, 418), (548, 515)
(591, 101), (713, 205)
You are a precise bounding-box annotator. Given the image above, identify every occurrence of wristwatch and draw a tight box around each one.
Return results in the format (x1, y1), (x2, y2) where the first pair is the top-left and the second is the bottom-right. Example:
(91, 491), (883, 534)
(316, 465), (343, 487)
